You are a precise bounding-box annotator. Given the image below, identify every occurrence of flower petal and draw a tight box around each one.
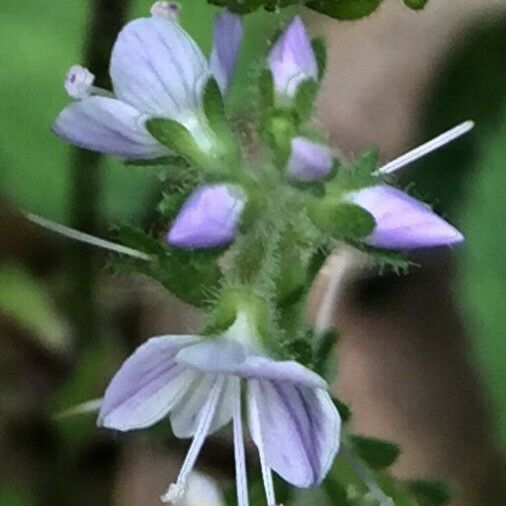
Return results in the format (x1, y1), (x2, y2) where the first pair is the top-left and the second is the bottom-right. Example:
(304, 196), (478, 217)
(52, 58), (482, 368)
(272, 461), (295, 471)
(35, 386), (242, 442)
(287, 137), (333, 182)
(209, 12), (243, 94)
(177, 340), (327, 389)
(110, 16), (209, 119)
(268, 16), (317, 97)
(248, 379), (341, 487)
(171, 375), (238, 438)
(98, 335), (202, 431)
(53, 96), (167, 158)
(167, 184), (246, 249)
(348, 184), (464, 249)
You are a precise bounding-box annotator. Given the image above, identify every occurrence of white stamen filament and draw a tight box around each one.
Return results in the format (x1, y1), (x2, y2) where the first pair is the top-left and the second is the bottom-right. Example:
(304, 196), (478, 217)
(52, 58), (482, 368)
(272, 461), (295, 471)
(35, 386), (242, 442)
(25, 212), (152, 261)
(341, 446), (393, 506)
(250, 392), (277, 506)
(161, 376), (225, 504)
(376, 120), (475, 175)
(233, 384), (249, 506)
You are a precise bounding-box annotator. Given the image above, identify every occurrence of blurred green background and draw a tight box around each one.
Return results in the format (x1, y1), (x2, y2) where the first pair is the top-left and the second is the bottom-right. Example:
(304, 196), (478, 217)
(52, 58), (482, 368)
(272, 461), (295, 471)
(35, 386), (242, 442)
(1, 1), (506, 505)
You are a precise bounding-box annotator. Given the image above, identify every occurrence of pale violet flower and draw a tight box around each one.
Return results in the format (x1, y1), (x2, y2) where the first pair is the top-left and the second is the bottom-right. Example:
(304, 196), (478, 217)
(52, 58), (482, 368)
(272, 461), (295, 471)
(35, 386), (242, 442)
(348, 184), (463, 249)
(98, 312), (341, 506)
(53, 5), (243, 159)
(167, 184), (246, 249)
(287, 137), (333, 182)
(268, 16), (318, 99)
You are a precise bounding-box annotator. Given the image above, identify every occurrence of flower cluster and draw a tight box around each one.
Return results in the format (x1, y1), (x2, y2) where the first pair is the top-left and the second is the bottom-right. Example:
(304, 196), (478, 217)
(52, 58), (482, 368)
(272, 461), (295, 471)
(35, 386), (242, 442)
(52, 4), (467, 506)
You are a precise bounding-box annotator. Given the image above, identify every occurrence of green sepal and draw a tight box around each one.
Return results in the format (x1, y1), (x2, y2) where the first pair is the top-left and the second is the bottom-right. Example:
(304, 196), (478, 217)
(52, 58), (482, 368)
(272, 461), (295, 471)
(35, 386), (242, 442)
(403, 0), (429, 10)
(283, 338), (313, 367)
(306, 0), (382, 20)
(405, 479), (451, 505)
(258, 69), (275, 112)
(146, 118), (207, 168)
(308, 200), (376, 239)
(204, 286), (270, 338)
(311, 37), (327, 81)
(323, 475), (350, 504)
(333, 396), (352, 423)
(294, 78), (319, 121)
(202, 78), (239, 165)
(313, 328), (339, 375)
(113, 226), (222, 307)
(350, 435), (400, 470)
(263, 109), (299, 165)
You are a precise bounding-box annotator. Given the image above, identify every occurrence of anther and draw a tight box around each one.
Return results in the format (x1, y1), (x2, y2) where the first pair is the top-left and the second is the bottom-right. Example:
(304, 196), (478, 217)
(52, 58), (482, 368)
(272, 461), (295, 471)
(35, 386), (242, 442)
(150, 1), (181, 21)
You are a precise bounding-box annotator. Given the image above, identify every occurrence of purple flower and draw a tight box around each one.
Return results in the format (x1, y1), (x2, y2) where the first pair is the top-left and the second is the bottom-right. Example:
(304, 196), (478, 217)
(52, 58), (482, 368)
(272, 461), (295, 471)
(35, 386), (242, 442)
(348, 184), (464, 249)
(53, 5), (243, 159)
(287, 137), (333, 182)
(268, 16), (318, 98)
(98, 312), (341, 505)
(210, 12), (243, 95)
(167, 184), (245, 249)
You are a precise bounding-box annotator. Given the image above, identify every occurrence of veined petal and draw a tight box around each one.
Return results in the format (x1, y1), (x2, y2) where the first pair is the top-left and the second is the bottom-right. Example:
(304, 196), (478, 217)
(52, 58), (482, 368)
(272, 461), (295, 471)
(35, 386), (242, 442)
(170, 375), (238, 438)
(167, 184), (246, 249)
(110, 16), (210, 119)
(348, 184), (464, 249)
(98, 335), (202, 431)
(176, 339), (247, 372)
(248, 379), (341, 488)
(209, 12), (243, 94)
(268, 16), (317, 97)
(177, 339), (327, 389)
(53, 96), (167, 158)
(287, 137), (333, 182)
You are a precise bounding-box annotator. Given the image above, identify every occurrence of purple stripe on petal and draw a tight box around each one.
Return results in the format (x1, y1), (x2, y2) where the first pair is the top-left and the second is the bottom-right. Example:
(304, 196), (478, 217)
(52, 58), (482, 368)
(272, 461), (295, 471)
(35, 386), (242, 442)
(110, 16), (209, 119)
(210, 12), (243, 94)
(247, 379), (340, 488)
(98, 335), (201, 431)
(52, 96), (167, 159)
(167, 184), (246, 249)
(268, 16), (317, 97)
(348, 184), (464, 249)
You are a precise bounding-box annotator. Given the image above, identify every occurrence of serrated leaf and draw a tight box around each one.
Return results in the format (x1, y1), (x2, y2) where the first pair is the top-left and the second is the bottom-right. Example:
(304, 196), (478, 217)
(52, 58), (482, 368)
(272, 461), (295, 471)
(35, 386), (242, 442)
(146, 118), (207, 168)
(403, 0), (429, 10)
(350, 435), (400, 470)
(306, 0), (382, 20)
(312, 37), (327, 81)
(405, 480), (451, 505)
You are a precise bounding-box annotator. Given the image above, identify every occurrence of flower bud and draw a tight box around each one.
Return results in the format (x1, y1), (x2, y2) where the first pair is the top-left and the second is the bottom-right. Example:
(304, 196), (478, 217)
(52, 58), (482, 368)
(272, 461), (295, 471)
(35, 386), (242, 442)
(286, 137), (332, 182)
(268, 16), (318, 99)
(64, 65), (95, 99)
(150, 1), (181, 21)
(167, 184), (246, 249)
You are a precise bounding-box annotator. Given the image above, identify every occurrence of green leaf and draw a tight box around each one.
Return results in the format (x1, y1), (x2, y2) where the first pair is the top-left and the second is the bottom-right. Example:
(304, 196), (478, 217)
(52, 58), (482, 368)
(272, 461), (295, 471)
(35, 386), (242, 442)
(405, 480), (451, 505)
(294, 78), (319, 121)
(306, 0), (382, 20)
(333, 397), (352, 423)
(0, 263), (69, 353)
(146, 118), (207, 168)
(114, 226), (223, 307)
(208, 0), (264, 14)
(312, 37), (327, 81)
(350, 435), (400, 470)
(308, 200), (376, 239)
(258, 69), (275, 111)
(403, 0), (429, 10)
(323, 475), (351, 504)
(313, 328), (339, 375)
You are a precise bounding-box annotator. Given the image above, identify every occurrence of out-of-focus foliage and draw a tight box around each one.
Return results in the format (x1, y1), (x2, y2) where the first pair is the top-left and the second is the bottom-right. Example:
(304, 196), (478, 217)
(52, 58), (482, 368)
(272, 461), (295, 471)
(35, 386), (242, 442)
(0, 263), (69, 352)
(461, 111), (506, 446)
